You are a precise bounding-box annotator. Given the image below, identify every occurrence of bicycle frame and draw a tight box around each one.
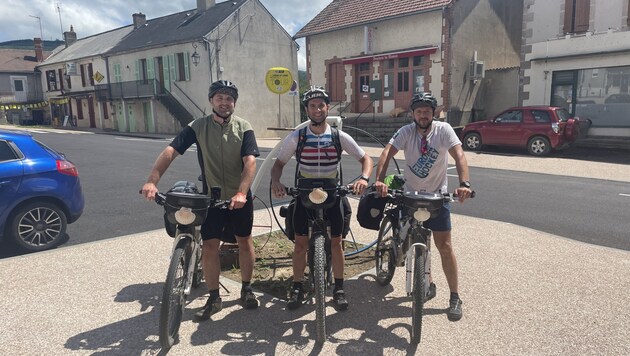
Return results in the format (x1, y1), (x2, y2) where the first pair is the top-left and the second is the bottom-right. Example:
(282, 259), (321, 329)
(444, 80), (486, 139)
(171, 227), (202, 296)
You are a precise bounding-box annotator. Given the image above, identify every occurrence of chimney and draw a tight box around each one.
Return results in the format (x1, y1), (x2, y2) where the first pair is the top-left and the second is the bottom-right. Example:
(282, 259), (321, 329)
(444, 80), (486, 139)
(63, 25), (77, 48)
(197, 0), (216, 12)
(133, 12), (146, 29)
(34, 37), (43, 62)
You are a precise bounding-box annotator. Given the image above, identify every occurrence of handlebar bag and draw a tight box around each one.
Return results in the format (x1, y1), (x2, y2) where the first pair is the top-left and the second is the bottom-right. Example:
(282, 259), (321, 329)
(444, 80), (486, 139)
(357, 189), (388, 230)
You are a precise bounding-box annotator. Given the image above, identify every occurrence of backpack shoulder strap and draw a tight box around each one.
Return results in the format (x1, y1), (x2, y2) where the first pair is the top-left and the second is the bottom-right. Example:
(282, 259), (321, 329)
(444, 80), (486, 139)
(331, 126), (343, 184)
(293, 127), (307, 185)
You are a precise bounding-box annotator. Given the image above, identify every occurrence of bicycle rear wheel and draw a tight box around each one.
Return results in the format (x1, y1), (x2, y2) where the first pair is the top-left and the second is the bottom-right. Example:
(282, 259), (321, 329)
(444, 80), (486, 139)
(375, 216), (396, 286)
(411, 252), (425, 345)
(313, 234), (327, 344)
(159, 240), (191, 350)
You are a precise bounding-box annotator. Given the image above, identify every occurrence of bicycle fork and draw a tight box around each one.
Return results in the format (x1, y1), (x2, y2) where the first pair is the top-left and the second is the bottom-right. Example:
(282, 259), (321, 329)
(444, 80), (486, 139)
(172, 230), (200, 296)
(404, 241), (432, 296)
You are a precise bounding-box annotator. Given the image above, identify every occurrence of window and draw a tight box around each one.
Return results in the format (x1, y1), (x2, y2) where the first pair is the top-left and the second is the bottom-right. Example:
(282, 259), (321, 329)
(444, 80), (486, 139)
(57, 69), (64, 91)
(87, 63), (94, 86)
(397, 71), (409, 92)
(564, 0), (590, 34)
(175, 53), (190, 81)
(531, 110), (551, 123)
(359, 62), (370, 72)
(46, 70), (57, 91)
(413, 56), (424, 66)
(497, 110), (522, 123)
(383, 59), (395, 70)
(80, 64), (86, 87)
(0, 140), (17, 162)
(398, 57), (409, 68)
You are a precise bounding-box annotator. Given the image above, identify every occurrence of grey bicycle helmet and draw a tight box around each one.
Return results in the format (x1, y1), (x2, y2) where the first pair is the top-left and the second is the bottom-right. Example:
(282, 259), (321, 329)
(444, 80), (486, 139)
(302, 86), (330, 106)
(409, 92), (437, 111)
(208, 80), (238, 101)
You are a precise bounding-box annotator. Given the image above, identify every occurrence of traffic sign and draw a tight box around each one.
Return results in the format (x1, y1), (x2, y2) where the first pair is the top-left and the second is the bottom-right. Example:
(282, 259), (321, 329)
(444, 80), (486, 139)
(265, 67), (293, 94)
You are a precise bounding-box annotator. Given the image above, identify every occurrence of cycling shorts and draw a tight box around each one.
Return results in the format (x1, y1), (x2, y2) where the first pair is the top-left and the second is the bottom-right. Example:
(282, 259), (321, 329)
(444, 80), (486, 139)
(201, 195), (254, 242)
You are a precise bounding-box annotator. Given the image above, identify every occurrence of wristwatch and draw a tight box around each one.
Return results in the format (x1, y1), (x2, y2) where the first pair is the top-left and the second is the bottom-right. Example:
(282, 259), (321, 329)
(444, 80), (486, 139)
(360, 175), (370, 183)
(459, 181), (471, 188)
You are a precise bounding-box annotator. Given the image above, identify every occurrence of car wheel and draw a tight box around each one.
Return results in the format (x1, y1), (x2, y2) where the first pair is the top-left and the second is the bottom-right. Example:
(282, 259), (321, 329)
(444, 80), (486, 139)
(463, 133), (482, 151)
(528, 136), (551, 156)
(8, 202), (68, 252)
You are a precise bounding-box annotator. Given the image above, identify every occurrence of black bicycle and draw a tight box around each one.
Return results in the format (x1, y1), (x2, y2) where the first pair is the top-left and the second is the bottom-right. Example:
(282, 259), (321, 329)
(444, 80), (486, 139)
(147, 182), (229, 350)
(284, 177), (351, 344)
(374, 189), (473, 345)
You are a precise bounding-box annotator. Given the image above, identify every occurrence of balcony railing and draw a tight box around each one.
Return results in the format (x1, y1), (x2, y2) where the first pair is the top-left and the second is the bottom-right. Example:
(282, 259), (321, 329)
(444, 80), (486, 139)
(95, 79), (161, 101)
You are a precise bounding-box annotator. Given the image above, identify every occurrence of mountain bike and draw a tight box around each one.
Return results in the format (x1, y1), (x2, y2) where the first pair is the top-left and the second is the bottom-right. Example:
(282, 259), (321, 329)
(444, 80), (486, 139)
(374, 189), (474, 345)
(147, 181), (229, 350)
(285, 177), (351, 344)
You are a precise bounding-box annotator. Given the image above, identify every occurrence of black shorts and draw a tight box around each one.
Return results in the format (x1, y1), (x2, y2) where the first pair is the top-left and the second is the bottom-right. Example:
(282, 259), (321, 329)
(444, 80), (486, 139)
(201, 196), (254, 242)
(293, 196), (344, 238)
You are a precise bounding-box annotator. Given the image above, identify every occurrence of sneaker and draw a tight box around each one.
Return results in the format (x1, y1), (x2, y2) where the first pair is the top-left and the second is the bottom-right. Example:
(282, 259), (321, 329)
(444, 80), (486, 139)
(194, 297), (222, 322)
(332, 290), (349, 311)
(287, 288), (304, 310)
(447, 298), (463, 321)
(240, 288), (259, 309)
(424, 283), (437, 302)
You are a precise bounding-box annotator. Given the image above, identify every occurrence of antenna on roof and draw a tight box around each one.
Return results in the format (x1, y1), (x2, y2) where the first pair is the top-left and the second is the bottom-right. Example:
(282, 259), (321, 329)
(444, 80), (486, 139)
(29, 14), (44, 40)
(56, 2), (64, 40)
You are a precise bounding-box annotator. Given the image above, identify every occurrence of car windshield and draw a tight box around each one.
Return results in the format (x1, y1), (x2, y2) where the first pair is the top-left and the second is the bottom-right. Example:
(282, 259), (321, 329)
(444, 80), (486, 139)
(555, 109), (571, 122)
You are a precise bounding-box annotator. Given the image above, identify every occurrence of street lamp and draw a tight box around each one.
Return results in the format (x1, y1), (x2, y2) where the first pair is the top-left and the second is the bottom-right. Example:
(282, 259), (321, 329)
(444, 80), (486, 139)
(191, 42), (201, 66)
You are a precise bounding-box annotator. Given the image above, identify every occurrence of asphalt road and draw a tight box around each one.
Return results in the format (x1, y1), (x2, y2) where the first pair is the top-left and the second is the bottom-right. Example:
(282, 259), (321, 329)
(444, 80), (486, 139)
(1, 130), (628, 259)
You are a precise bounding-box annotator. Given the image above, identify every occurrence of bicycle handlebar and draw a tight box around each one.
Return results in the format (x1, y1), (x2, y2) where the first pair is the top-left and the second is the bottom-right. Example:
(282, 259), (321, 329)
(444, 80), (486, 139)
(385, 189), (476, 201)
(140, 190), (231, 209)
(286, 184), (354, 198)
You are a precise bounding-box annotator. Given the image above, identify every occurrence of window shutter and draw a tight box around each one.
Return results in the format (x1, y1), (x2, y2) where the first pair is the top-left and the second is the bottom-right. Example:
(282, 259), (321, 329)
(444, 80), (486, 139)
(135, 60), (140, 80)
(147, 58), (155, 79)
(563, 0), (574, 34)
(184, 52), (190, 81)
(574, 0), (590, 33)
(169, 54), (176, 82)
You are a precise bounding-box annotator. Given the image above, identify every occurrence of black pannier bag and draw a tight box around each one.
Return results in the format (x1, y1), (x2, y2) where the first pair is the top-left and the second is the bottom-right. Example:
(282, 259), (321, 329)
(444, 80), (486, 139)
(357, 189), (388, 230)
(280, 196), (352, 241)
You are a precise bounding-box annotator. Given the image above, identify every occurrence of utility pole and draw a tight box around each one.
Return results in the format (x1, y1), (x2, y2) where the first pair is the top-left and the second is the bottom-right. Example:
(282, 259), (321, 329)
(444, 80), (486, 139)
(28, 15), (43, 40)
(56, 2), (64, 39)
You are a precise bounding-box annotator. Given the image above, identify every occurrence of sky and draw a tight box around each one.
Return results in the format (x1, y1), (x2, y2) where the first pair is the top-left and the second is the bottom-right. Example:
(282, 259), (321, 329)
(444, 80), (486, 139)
(0, 0), (332, 69)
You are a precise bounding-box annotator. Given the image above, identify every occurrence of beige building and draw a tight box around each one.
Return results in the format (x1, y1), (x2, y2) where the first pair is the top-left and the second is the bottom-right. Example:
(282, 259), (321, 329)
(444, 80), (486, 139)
(521, 0), (630, 138)
(38, 0), (299, 137)
(295, 0), (523, 129)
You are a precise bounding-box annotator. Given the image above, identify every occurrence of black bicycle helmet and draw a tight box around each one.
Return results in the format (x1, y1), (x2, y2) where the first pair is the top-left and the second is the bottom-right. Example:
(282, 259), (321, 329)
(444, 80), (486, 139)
(409, 92), (437, 111)
(208, 80), (238, 101)
(302, 86), (330, 106)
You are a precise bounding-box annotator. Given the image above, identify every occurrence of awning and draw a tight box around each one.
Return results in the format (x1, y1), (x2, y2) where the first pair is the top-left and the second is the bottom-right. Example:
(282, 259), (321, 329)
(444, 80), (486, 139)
(342, 46), (439, 65)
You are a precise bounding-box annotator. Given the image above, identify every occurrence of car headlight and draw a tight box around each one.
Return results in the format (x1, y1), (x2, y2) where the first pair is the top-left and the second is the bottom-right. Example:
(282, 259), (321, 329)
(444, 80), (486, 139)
(308, 188), (328, 204)
(174, 207), (196, 225)
(413, 208), (431, 222)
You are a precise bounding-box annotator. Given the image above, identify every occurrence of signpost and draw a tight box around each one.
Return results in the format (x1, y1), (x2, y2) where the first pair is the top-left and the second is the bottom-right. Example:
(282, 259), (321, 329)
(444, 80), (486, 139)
(265, 67), (293, 127)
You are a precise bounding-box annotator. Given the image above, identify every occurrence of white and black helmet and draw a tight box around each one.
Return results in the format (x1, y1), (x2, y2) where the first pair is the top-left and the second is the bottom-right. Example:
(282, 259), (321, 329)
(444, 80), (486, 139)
(302, 86), (330, 106)
(208, 80), (238, 101)
(409, 92), (437, 111)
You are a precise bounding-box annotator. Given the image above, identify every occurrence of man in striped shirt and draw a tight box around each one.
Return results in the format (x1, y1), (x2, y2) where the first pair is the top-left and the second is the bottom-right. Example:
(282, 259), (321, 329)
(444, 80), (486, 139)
(271, 86), (373, 311)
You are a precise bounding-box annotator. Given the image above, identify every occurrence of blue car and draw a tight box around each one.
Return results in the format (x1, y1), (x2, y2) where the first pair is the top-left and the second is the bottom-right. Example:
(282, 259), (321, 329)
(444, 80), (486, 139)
(0, 129), (84, 252)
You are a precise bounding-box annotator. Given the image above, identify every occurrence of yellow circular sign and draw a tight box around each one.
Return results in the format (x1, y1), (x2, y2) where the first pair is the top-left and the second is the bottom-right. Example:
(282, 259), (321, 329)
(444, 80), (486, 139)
(265, 67), (293, 94)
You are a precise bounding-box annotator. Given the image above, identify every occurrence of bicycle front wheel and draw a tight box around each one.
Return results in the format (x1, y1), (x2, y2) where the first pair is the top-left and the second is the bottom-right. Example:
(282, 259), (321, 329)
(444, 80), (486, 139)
(159, 240), (191, 350)
(411, 252), (425, 345)
(375, 216), (396, 286)
(313, 234), (327, 344)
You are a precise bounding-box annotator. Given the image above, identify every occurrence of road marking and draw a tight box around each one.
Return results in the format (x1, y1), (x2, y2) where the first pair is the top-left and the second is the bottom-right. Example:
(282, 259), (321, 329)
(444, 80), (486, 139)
(620, 193), (630, 197)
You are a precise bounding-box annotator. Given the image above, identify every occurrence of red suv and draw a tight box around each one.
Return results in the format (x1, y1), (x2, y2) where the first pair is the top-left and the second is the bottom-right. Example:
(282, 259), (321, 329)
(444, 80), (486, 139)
(460, 106), (581, 156)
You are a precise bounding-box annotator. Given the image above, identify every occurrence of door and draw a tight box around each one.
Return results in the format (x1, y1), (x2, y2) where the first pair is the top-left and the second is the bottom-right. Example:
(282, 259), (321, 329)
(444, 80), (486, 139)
(128, 104), (136, 133)
(355, 62), (373, 113)
(88, 96), (96, 128)
(484, 109), (524, 146)
(0, 140), (23, 219)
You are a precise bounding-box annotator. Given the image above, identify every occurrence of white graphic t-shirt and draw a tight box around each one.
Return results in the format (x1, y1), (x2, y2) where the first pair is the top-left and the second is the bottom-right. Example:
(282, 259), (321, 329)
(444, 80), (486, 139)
(389, 121), (461, 193)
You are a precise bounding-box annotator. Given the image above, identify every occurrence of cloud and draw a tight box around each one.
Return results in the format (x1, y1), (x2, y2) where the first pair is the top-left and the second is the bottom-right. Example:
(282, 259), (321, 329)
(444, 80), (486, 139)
(0, 0), (331, 69)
